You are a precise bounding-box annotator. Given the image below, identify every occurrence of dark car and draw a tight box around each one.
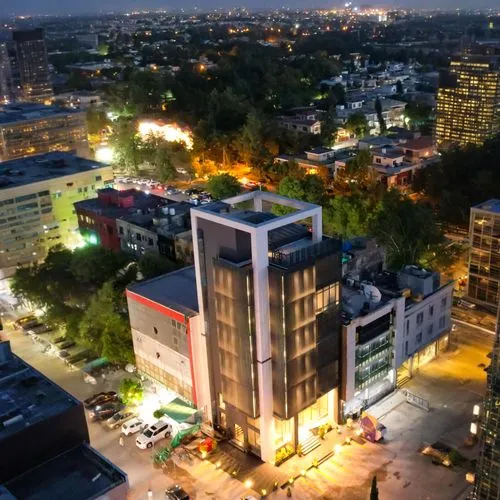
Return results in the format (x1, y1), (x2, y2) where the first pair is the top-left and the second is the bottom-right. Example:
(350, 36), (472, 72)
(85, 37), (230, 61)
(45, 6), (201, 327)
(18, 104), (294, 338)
(165, 485), (190, 500)
(14, 315), (36, 329)
(27, 324), (53, 335)
(90, 402), (124, 421)
(84, 391), (118, 409)
(21, 320), (42, 332)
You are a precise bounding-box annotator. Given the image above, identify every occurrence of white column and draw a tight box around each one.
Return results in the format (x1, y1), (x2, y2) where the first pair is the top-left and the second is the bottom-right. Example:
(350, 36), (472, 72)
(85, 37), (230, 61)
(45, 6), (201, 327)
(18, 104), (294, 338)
(251, 228), (275, 463)
(311, 208), (323, 243)
(253, 192), (263, 212)
(190, 213), (213, 420)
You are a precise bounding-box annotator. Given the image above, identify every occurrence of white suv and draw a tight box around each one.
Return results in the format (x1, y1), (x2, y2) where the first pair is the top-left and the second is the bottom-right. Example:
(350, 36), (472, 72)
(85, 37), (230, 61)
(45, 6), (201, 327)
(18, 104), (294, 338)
(122, 417), (145, 436)
(136, 420), (173, 449)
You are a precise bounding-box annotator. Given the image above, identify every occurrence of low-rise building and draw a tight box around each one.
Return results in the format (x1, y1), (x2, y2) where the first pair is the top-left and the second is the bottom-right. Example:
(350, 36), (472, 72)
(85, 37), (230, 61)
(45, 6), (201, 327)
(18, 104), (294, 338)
(75, 188), (168, 252)
(277, 107), (323, 135)
(126, 267), (200, 405)
(116, 202), (192, 263)
(0, 152), (113, 277)
(0, 103), (89, 162)
(274, 146), (335, 179)
(340, 263), (453, 419)
(0, 341), (128, 498)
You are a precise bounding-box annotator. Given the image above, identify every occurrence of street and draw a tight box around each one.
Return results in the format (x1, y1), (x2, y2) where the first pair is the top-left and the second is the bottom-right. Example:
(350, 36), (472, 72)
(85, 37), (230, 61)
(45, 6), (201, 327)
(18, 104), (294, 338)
(2, 319), (494, 500)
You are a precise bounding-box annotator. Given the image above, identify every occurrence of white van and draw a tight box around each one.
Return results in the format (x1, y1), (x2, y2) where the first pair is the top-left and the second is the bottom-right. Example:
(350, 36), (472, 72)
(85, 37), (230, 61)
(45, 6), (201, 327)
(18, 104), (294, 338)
(122, 417), (145, 436)
(136, 419), (173, 449)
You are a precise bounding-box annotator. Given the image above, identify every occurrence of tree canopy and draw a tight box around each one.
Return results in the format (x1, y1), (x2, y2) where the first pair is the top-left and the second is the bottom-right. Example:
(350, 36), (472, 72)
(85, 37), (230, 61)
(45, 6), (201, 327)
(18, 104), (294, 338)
(206, 173), (242, 200)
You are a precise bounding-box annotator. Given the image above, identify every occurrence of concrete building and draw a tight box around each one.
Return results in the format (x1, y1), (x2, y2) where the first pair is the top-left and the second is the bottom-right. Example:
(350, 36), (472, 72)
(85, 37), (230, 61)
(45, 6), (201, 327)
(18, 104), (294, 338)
(0, 152), (113, 277)
(472, 306), (500, 500)
(274, 147), (335, 180)
(126, 267), (200, 405)
(13, 29), (53, 104)
(116, 202), (192, 263)
(75, 188), (168, 253)
(0, 103), (89, 162)
(0, 340), (128, 498)
(191, 191), (342, 463)
(0, 43), (14, 105)
(436, 54), (500, 148)
(467, 199), (500, 313)
(341, 263), (453, 419)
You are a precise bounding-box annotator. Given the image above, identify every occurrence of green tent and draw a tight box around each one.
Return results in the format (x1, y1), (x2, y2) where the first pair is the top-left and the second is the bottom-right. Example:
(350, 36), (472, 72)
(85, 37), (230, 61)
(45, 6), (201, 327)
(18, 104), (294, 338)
(162, 397), (196, 424)
(171, 424), (201, 448)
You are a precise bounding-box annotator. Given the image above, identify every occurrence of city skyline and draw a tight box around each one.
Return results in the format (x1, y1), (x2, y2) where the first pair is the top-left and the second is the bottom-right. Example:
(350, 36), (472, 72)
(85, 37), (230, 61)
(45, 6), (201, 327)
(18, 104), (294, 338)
(1, 1), (500, 16)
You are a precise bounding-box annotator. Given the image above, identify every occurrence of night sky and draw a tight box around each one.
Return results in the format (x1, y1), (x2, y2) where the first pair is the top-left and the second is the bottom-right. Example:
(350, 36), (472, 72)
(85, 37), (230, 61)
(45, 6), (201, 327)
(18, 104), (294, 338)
(0, 0), (498, 16)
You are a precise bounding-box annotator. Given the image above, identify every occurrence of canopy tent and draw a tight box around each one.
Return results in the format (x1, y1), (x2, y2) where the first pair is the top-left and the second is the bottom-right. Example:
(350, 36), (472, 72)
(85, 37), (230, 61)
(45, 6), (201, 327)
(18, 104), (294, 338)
(161, 397), (196, 424)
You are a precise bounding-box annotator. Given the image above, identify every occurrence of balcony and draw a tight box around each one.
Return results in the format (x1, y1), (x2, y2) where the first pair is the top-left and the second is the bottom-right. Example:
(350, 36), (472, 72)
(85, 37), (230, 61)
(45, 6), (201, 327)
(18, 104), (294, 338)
(269, 237), (340, 268)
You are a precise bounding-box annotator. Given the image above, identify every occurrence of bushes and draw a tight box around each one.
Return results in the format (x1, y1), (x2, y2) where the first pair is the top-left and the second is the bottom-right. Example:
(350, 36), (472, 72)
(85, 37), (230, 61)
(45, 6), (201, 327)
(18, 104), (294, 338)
(275, 444), (295, 465)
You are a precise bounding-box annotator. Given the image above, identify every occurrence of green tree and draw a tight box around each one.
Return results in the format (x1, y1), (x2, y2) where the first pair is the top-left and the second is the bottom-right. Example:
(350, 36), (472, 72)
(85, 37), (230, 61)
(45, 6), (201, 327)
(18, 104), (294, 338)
(396, 80), (404, 95)
(86, 106), (109, 136)
(323, 194), (373, 238)
(334, 149), (375, 194)
(345, 112), (369, 137)
(78, 281), (134, 365)
(370, 476), (379, 500)
(275, 174), (325, 215)
(138, 254), (177, 280)
(375, 98), (387, 134)
(320, 106), (338, 146)
(119, 378), (144, 406)
(206, 173), (241, 200)
(371, 190), (443, 268)
(110, 119), (142, 173)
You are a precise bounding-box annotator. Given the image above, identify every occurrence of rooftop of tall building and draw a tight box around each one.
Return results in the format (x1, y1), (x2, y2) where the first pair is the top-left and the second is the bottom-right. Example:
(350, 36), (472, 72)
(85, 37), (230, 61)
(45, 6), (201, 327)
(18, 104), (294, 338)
(0, 103), (83, 125)
(0, 152), (110, 191)
(473, 199), (500, 214)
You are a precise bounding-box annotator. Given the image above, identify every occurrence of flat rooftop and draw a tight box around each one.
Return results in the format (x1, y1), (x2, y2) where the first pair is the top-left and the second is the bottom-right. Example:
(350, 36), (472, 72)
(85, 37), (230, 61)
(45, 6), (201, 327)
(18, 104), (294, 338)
(0, 342), (78, 441)
(127, 266), (198, 316)
(0, 103), (83, 125)
(0, 152), (109, 192)
(473, 199), (500, 214)
(2, 443), (127, 500)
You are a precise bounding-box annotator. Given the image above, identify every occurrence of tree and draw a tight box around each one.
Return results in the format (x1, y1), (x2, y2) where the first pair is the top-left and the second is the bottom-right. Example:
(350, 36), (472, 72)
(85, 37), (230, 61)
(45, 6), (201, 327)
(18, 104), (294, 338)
(119, 378), (144, 406)
(375, 98), (387, 134)
(70, 246), (128, 287)
(334, 149), (375, 195)
(78, 281), (134, 365)
(345, 112), (369, 137)
(154, 143), (177, 182)
(275, 174), (325, 215)
(86, 106), (109, 136)
(370, 190), (443, 268)
(370, 476), (379, 500)
(323, 195), (373, 238)
(206, 173), (241, 200)
(138, 254), (177, 280)
(396, 79), (404, 95)
(320, 106), (338, 146)
(110, 119), (142, 173)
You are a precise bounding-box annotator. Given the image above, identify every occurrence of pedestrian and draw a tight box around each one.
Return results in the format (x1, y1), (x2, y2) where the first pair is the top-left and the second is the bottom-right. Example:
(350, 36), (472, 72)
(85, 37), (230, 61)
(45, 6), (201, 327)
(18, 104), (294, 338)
(119, 435), (124, 447)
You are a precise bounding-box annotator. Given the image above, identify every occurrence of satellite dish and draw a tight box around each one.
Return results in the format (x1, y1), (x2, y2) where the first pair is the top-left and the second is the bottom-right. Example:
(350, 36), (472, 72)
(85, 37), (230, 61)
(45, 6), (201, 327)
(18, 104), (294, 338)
(362, 284), (382, 304)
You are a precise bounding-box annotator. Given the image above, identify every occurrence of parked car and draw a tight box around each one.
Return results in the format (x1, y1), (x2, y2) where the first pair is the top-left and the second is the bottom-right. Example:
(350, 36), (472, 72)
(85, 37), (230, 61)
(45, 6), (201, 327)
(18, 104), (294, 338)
(14, 315), (36, 329)
(57, 349), (71, 360)
(136, 419), (173, 449)
(27, 324), (52, 335)
(90, 402), (124, 421)
(106, 410), (137, 430)
(21, 319), (41, 332)
(84, 391), (118, 409)
(59, 340), (76, 350)
(67, 349), (92, 364)
(165, 485), (190, 500)
(184, 188), (201, 197)
(122, 417), (146, 436)
(176, 167), (188, 175)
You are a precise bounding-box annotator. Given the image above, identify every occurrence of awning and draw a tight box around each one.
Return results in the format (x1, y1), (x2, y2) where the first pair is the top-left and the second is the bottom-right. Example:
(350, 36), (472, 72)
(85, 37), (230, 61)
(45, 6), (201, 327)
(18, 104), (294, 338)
(162, 397), (196, 424)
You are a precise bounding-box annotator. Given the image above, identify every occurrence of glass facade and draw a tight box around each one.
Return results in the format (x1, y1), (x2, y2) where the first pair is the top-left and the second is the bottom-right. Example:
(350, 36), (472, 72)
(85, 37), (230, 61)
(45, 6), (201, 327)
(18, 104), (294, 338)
(467, 207), (500, 310)
(436, 56), (500, 148)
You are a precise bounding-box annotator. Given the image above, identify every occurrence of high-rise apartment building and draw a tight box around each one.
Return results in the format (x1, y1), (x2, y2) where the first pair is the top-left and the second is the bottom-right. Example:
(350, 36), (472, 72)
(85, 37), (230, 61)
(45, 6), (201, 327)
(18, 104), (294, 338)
(0, 103), (89, 162)
(190, 191), (342, 463)
(12, 28), (53, 104)
(467, 199), (500, 313)
(435, 54), (500, 148)
(0, 43), (14, 104)
(473, 305), (500, 500)
(0, 152), (113, 278)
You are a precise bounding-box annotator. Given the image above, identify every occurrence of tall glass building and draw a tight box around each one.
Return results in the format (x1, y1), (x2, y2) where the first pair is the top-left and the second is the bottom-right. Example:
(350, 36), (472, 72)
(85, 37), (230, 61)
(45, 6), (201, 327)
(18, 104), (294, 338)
(467, 200), (500, 314)
(13, 28), (53, 104)
(435, 55), (500, 148)
(473, 305), (500, 500)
